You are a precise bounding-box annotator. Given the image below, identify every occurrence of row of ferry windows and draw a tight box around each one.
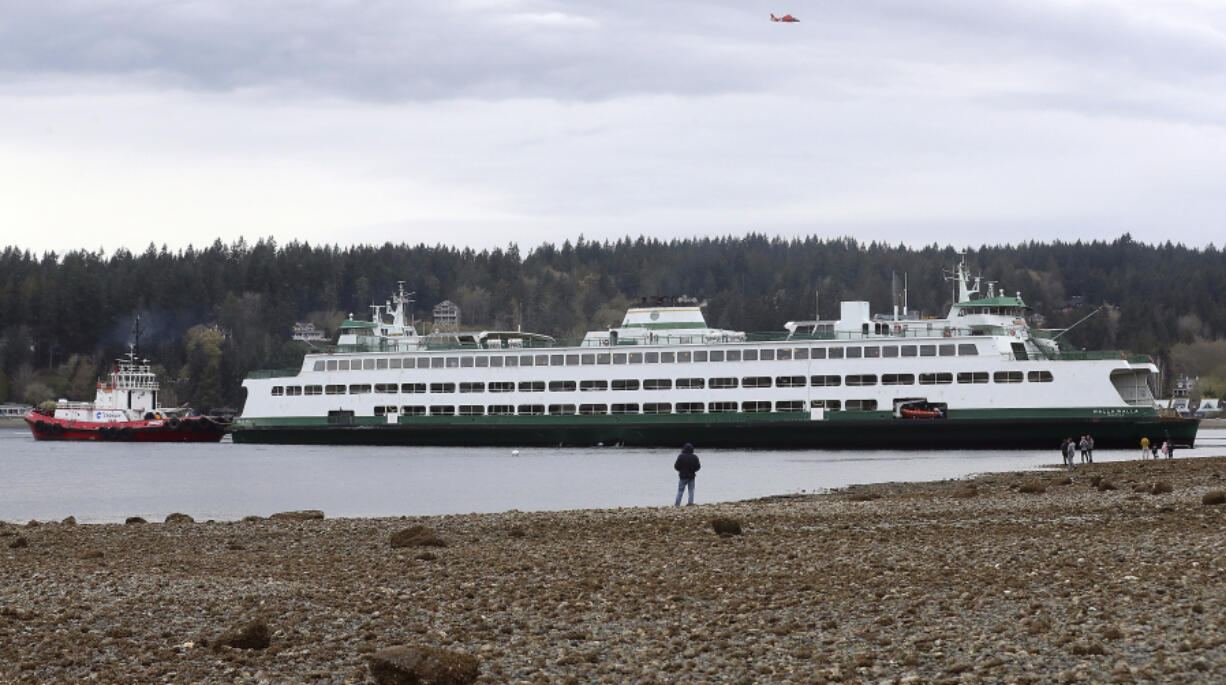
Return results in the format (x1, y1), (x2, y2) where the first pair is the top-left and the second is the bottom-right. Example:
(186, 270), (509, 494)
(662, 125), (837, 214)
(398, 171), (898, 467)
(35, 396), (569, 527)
(312, 343), (981, 372)
(371, 400), (878, 416)
(272, 371), (1052, 396)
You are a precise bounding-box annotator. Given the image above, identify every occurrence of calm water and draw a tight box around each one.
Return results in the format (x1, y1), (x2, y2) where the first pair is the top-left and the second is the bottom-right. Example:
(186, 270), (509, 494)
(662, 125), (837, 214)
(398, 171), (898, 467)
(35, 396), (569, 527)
(2, 428), (1224, 524)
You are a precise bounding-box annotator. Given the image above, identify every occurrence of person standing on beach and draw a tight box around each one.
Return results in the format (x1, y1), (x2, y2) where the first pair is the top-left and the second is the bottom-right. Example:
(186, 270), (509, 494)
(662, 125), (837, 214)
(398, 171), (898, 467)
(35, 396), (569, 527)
(1140, 436), (1150, 460)
(1086, 435), (1094, 463)
(1078, 435), (1090, 464)
(674, 443), (701, 506)
(1060, 438), (1073, 470)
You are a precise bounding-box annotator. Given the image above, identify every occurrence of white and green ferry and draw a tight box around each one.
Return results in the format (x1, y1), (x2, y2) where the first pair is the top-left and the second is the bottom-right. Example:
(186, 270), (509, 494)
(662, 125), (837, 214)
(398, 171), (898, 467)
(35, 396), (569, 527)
(232, 260), (1199, 448)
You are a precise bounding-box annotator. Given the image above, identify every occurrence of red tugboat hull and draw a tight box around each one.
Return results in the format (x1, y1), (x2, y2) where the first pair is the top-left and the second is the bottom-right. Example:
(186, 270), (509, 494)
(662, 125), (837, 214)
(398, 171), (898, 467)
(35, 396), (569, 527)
(24, 411), (226, 442)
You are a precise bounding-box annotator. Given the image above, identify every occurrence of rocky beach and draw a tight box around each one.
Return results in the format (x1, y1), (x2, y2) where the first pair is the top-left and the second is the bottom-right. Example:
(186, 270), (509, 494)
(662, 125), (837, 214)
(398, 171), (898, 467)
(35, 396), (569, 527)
(4, 455), (1226, 683)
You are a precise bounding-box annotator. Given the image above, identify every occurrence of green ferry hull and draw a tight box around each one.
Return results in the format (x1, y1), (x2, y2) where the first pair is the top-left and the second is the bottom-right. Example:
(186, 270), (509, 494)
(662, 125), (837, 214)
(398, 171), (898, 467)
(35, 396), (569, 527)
(231, 412), (1199, 449)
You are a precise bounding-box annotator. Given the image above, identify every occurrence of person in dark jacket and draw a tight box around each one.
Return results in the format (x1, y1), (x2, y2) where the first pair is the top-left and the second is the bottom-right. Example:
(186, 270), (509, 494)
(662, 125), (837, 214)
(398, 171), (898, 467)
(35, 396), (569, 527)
(674, 443), (701, 506)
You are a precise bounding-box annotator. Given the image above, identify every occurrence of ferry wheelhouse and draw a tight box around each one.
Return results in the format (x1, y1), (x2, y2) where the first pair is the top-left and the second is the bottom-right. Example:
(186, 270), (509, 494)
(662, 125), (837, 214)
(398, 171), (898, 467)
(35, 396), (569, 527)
(232, 263), (1198, 449)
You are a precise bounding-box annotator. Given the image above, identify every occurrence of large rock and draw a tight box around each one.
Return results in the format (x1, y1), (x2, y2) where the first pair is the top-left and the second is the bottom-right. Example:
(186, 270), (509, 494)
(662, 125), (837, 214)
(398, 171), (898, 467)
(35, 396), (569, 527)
(213, 619), (271, 650)
(367, 645), (479, 685)
(390, 525), (447, 548)
(711, 517), (742, 536)
(270, 510), (325, 521)
(164, 513), (195, 524)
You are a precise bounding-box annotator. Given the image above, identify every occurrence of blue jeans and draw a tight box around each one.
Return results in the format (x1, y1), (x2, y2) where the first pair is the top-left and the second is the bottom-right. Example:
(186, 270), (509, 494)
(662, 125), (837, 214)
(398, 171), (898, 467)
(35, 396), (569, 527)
(675, 477), (695, 506)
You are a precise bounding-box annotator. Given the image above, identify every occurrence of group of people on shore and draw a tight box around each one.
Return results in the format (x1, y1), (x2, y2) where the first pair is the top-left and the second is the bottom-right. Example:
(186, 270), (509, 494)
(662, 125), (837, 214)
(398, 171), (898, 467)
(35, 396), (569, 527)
(1059, 435), (1094, 469)
(1139, 436), (1175, 460)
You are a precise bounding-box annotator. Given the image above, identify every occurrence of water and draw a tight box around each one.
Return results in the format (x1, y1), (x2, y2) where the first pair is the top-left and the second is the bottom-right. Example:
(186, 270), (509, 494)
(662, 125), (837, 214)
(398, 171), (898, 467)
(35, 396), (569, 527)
(2, 428), (1224, 524)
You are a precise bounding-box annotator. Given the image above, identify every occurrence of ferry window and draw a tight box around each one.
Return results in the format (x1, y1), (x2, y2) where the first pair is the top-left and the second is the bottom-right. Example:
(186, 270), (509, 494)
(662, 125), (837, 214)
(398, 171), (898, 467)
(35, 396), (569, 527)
(644, 403), (672, 414)
(402, 358), (415, 369)
(314, 361), (325, 371)
(489, 381), (514, 393)
(581, 353), (595, 365)
(327, 410), (354, 424)
(693, 351), (708, 362)
(430, 405), (455, 416)
(676, 378), (705, 389)
(349, 384), (372, 394)
(742, 376), (772, 388)
(578, 404), (607, 415)
(743, 350), (758, 361)
(726, 350), (742, 362)
(389, 358), (402, 369)
(994, 371), (1024, 383)
(775, 400), (805, 412)
(644, 379), (672, 390)
(676, 402), (704, 414)
(442, 357), (457, 368)
(517, 405), (545, 415)
(900, 346), (918, 357)
(374, 406), (387, 416)
(881, 347), (898, 358)
(548, 380), (576, 392)
(776, 375), (805, 387)
(811, 348), (826, 360)
(846, 374), (877, 386)
(271, 386), (284, 396)
(580, 380), (608, 391)
(551, 354), (564, 366)
(401, 405), (426, 416)
(846, 399), (878, 411)
(709, 402), (738, 413)
(919, 373), (953, 385)
(710, 377), (738, 389)
(629, 352), (643, 364)
(677, 351), (691, 363)
(495, 356), (508, 367)
(709, 350), (725, 362)
(475, 356), (489, 368)
(920, 345), (937, 357)
(431, 358), (445, 369)
(375, 383), (397, 394)
(429, 382), (456, 393)
(1028, 370), (1054, 383)
(565, 354), (579, 366)
(613, 353), (628, 364)
(305, 385), (323, 395)
(794, 348), (809, 360)
(864, 346), (880, 358)
(364, 359), (376, 370)
(460, 357), (474, 368)
(548, 404), (576, 415)
(339, 360), (350, 371)
(518, 381), (545, 392)
(536, 354), (550, 366)
(521, 354), (534, 367)
(644, 352), (659, 363)
(882, 374), (914, 386)
(459, 382), (485, 393)
(777, 348), (791, 361)
(742, 401), (771, 413)
(957, 344), (979, 356)
(488, 405), (514, 415)
(611, 403), (639, 414)
(597, 353), (611, 365)
(939, 344), (956, 357)
(828, 347), (844, 359)
(846, 347), (862, 359)
(810, 375), (841, 387)
(401, 383), (426, 393)
(760, 349), (775, 361)
(660, 352), (676, 363)
(612, 379), (640, 391)
(459, 405), (485, 416)
(957, 372), (989, 384)
(327, 360), (338, 371)
(810, 400), (841, 410)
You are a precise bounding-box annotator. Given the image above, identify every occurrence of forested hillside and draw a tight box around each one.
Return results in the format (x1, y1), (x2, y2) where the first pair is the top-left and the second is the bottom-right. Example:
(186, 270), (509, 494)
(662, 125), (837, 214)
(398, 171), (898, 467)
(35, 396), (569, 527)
(2, 234), (1224, 410)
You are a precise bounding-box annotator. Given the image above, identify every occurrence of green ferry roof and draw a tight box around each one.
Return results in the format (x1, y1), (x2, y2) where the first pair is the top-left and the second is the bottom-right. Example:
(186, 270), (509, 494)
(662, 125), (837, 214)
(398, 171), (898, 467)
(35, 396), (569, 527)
(956, 296), (1027, 307)
(339, 320), (377, 328)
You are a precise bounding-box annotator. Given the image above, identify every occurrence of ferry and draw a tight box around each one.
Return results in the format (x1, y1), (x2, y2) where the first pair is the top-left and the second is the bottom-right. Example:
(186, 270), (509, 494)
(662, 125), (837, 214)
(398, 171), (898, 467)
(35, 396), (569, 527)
(24, 350), (228, 442)
(232, 259), (1199, 449)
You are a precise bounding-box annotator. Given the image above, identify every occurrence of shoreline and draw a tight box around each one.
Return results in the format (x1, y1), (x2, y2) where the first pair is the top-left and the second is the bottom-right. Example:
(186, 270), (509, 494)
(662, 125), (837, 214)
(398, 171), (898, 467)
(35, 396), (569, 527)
(5, 456), (1226, 682)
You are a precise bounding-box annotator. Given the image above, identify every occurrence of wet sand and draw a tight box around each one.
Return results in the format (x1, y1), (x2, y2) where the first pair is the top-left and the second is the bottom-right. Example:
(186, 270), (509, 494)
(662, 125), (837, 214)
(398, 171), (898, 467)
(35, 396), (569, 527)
(4, 455), (1226, 683)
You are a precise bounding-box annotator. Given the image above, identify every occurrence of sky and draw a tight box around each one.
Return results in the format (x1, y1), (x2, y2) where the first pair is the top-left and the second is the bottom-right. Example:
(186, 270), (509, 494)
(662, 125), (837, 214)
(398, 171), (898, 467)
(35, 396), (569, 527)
(2, 0), (1225, 255)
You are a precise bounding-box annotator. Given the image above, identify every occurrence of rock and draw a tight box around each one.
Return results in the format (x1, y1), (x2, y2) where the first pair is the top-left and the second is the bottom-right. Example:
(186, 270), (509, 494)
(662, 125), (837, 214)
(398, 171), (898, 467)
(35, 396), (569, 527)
(242, 515), (265, 523)
(711, 517), (742, 536)
(79, 549), (104, 560)
(26, 520), (40, 527)
(270, 510), (325, 521)
(1150, 482), (1173, 495)
(367, 645), (479, 685)
(1202, 490), (1226, 506)
(60, 516), (77, 526)
(164, 513), (195, 524)
(214, 619), (271, 650)
(1097, 480), (1117, 492)
(391, 525), (447, 548)
(950, 486), (978, 499)
(1018, 482), (1047, 495)
(8, 536), (28, 549)
(125, 516), (147, 525)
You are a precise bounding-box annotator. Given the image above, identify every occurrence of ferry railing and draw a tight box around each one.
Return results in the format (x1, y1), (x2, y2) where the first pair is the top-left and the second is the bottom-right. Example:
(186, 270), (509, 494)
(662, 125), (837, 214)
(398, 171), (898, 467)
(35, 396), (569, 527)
(247, 369), (301, 379)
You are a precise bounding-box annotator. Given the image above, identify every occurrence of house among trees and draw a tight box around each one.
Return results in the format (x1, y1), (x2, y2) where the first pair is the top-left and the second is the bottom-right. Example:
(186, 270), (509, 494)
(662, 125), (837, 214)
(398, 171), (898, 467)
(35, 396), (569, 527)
(432, 300), (460, 332)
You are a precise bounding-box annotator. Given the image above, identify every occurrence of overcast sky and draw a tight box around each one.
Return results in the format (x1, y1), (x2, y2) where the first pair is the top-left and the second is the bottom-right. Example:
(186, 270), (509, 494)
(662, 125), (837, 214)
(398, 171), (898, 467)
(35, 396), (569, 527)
(2, 0), (1225, 255)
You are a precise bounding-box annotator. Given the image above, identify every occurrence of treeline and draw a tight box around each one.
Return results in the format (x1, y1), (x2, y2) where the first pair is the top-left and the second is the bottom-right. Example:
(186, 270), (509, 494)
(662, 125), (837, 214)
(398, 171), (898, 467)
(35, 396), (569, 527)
(1, 234), (1224, 410)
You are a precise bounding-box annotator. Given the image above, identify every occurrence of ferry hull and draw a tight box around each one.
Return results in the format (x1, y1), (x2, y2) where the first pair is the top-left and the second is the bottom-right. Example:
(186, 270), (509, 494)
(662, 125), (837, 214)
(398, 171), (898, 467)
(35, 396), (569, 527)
(25, 413), (227, 443)
(231, 415), (1199, 450)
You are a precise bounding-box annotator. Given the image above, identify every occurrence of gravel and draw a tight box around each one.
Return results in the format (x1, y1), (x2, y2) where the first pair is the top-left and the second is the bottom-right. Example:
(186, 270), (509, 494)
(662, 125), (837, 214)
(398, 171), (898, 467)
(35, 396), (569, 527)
(4, 456), (1226, 683)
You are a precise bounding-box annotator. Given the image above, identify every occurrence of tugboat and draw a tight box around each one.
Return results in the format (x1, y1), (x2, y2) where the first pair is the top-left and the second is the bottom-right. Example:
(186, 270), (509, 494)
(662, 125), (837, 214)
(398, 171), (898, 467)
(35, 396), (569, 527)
(24, 348), (227, 442)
